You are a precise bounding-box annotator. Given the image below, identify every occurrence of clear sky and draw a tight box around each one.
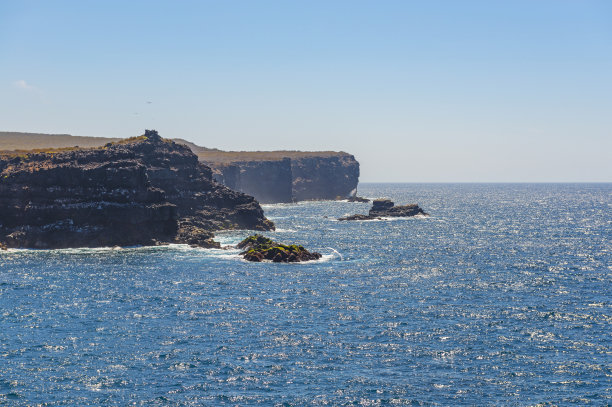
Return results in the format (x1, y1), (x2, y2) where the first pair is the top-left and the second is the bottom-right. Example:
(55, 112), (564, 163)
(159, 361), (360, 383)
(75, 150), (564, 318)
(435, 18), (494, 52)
(1, 1), (610, 182)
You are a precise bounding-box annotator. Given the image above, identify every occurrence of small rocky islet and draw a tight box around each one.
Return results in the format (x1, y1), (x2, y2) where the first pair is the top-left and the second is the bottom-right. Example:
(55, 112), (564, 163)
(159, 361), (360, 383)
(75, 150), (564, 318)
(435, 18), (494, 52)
(339, 198), (428, 221)
(237, 234), (322, 263)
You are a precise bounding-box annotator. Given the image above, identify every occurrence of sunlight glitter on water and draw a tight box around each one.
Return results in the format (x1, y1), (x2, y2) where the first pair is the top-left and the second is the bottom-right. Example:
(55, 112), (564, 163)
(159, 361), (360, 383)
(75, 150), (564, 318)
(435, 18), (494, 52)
(0, 184), (610, 405)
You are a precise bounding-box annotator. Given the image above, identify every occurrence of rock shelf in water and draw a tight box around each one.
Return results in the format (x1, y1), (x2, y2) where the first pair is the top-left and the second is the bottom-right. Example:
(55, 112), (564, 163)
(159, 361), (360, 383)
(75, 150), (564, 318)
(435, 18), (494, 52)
(347, 195), (370, 203)
(339, 199), (428, 221)
(237, 234), (322, 263)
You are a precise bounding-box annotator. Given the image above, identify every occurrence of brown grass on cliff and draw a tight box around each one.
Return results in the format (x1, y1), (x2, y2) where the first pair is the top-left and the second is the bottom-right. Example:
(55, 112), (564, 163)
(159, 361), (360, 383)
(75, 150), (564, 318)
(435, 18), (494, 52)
(0, 132), (119, 151)
(0, 146), (84, 157)
(195, 150), (352, 164)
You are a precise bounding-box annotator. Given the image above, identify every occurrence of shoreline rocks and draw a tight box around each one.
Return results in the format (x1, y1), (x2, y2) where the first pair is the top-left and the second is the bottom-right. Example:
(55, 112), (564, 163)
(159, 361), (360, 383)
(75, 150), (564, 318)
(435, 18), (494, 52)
(0, 130), (274, 249)
(237, 234), (322, 263)
(339, 199), (428, 221)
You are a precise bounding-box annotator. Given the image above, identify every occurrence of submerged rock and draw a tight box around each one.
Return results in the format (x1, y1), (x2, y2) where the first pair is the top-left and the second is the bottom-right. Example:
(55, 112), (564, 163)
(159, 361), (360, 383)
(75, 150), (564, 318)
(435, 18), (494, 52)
(0, 130), (274, 249)
(338, 199), (428, 221)
(237, 234), (322, 263)
(347, 195), (370, 203)
(337, 214), (372, 221)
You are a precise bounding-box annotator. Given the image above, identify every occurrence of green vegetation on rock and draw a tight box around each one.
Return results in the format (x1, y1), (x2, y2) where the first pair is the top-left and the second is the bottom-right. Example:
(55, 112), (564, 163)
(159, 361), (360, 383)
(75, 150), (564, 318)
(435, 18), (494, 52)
(237, 234), (321, 263)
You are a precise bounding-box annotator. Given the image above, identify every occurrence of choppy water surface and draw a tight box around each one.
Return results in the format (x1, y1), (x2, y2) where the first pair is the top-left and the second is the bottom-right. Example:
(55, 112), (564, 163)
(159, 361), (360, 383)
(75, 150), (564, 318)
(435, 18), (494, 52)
(1, 183), (610, 405)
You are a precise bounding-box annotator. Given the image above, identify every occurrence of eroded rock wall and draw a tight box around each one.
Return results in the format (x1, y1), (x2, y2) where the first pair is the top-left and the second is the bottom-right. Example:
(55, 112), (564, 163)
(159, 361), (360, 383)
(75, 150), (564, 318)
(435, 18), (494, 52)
(205, 154), (360, 203)
(291, 155), (360, 201)
(0, 131), (273, 249)
(211, 159), (293, 203)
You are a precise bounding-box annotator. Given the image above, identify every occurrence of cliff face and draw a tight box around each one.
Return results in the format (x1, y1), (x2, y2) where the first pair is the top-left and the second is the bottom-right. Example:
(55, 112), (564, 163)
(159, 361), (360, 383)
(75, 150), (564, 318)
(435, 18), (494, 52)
(211, 159), (293, 204)
(203, 154), (360, 203)
(0, 132), (362, 204)
(0, 131), (273, 249)
(291, 155), (360, 201)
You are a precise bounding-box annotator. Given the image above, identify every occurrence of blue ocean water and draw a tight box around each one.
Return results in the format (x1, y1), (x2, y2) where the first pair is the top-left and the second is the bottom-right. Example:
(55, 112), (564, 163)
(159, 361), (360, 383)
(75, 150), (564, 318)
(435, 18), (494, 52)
(0, 183), (610, 406)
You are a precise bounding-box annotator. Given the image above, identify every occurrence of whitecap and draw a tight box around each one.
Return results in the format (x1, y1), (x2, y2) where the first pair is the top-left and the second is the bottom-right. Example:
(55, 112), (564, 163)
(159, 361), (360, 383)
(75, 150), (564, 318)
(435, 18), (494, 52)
(326, 247), (343, 261)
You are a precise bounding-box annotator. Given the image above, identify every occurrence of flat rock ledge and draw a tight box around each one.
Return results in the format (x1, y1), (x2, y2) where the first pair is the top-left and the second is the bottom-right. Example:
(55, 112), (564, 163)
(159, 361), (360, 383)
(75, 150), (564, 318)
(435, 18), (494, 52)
(347, 195), (370, 203)
(339, 199), (428, 221)
(237, 234), (322, 263)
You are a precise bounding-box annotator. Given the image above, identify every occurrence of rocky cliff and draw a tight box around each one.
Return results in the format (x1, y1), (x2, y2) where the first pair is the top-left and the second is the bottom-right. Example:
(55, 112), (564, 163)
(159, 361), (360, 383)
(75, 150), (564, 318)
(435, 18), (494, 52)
(290, 155), (360, 201)
(1, 132), (361, 203)
(199, 152), (360, 203)
(211, 159), (293, 203)
(133, 138), (360, 202)
(0, 131), (273, 249)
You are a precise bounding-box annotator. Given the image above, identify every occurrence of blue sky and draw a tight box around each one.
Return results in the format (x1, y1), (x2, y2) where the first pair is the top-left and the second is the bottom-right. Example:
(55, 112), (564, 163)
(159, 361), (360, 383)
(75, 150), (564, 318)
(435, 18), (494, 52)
(1, 1), (610, 182)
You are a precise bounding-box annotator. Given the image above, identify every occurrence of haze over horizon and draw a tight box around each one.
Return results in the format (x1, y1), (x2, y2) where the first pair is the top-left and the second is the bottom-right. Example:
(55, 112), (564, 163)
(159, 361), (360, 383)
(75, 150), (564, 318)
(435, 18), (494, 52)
(1, 1), (610, 182)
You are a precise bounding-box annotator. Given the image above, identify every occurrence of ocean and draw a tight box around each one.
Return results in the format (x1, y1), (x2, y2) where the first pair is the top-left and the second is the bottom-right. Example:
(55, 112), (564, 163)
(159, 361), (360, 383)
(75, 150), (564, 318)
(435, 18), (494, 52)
(1, 183), (610, 405)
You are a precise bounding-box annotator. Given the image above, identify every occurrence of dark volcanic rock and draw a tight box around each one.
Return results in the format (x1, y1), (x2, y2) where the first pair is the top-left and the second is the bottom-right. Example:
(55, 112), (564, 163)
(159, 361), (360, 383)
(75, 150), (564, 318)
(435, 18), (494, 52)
(203, 154), (360, 203)
(237, 234), (322, 263)
(0, 130), (273, 249)
(291, 155), (360, 201)
(211, 159), (293, 204)
(0, 132), (362, 204)
(338, 199), (428, 221)
(347, 195), (370, 203)
(369, 199), (426, 217)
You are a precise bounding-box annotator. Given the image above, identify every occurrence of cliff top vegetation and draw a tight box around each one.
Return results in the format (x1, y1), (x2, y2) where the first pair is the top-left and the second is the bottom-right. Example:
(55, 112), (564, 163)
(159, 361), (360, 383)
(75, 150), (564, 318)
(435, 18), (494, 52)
(194, 150), (353, 164)
(0, 132), (119, 151)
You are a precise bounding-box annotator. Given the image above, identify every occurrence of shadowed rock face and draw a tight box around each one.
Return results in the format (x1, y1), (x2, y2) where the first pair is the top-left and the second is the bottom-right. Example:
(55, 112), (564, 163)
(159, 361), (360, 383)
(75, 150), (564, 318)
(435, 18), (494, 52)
(0, 130), (273, 249)
(206, 154), (360, 203)
(212, 159), (293, 204)
(177, 138), (361, 202)
(291, 155), (360, 201)
(369, 199), (426, 217)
